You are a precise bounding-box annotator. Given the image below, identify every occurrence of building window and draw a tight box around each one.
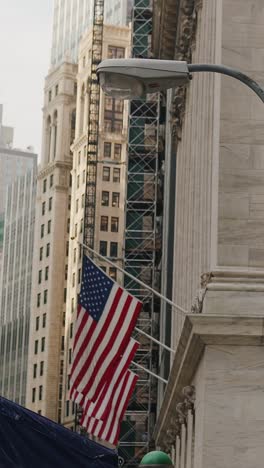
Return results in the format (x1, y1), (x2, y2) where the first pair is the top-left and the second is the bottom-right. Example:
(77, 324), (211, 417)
(69, 348), (72, 365)
(101, 191), (109, 206)
(40, 224), (44, 238)
(55, 84), (59, 95)
(110, 242), (118, 257)
(67, 218), (70, 233)
(46, 243), (50, 257)
(33, 364), (37, 378)
(40, 361), (44, 376)
(61, 336), (65, 351)
(77, 175), (80, 189)
(104, 97), (123, 133)
(78, 268), (81, 284)
(66, 400), (70, 417)
(76, 199), (79, 213)
(109, 267), (117, 281)
(99, 241), (107, 256)
(39, 247), (43, 261)
(108, 46), (125, 59)
(80, 218), (83, 234)
(111, 217), (119, 232)
(70, 323), (73, 339)
(41, 337), (45, 352)
(113, 168), (120, 182)
(104, 142), (111, 158)
(42, 202), (46, 215)
(48, 90), (52, 102)
(45, 266), (49, 281)
(37, 293), (41, 308)
(44, 290), (48, 304)
(43, 179), (47, 193)
(112, 192), (120, 207)
(42, 313), (46, 328)
(102, 166), (110, 181)
(81, 193), (84, 208)
(47, 220), (51, 234)
(71, 298), (74, 313)
(73, 248), (76, 263)
(34, 340), (38, 355)
(74, 223), (77, 237)
(50, 174), (53, 187)
(32, 388), (36, 403)
(100, 216), (108, 232)
(36, 316), (40, 331)
(114, 143), (122, 160)
(39, 385), (43, 401)
(49, 197), (52, 211)
(72, 273), (75, 287)
(78, 151), (81, 166)
(64, 287), (67, 302)
(38, 270), (42, 284)
(82, 169), (85, 183)
(66, 241), (69, 256)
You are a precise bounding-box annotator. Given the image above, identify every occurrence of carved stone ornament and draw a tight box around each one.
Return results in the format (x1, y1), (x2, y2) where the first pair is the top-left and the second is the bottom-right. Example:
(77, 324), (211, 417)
(171, 0), (203, 140)
(191, 272), (213, 314)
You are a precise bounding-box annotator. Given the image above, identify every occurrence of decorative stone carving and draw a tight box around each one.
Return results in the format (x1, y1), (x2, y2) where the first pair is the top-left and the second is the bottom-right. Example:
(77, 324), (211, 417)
(171, 0), (203, 139)
(191, 272), (213, 314)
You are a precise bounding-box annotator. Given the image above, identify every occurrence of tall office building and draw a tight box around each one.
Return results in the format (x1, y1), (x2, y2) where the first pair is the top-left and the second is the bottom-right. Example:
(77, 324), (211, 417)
(26, 0), (131, 425)
(0, 106), (36, 292)
(25, 61), (77, 420)
(62, 23), (130, 429)
(0, 162), (37, 405)
(50, 0), (132, 68)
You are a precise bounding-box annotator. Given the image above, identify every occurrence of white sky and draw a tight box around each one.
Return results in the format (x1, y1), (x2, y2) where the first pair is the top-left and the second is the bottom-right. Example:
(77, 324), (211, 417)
(0, 0), (54, 156)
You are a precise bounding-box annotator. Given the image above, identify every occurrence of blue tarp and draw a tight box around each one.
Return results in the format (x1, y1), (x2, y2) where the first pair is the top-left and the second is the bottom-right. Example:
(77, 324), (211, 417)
(0, 396), (118, 468)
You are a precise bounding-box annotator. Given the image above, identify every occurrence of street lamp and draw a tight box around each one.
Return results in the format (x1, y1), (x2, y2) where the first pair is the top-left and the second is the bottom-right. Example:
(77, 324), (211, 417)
(139, 450), (173, 467)
(96, 58), (264, 103)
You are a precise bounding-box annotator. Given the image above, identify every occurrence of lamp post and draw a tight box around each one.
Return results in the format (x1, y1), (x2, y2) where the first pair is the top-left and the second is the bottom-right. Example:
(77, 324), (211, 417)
(96, 58), (264, 103)
(139, 450), (173, 467)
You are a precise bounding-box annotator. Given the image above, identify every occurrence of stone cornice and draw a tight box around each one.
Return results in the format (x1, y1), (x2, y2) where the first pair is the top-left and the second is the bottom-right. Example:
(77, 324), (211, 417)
(38, 160), (72, 180)
(154, 314), (264, 446)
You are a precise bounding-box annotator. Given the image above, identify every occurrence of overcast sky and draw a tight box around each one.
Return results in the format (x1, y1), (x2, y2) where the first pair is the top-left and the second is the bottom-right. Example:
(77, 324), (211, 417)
(0, 0), (54, 156)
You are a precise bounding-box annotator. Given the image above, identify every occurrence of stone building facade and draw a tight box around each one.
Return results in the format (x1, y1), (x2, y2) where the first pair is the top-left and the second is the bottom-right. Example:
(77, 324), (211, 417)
(152, 0), (264, 467)
(25, 62), (77, 421)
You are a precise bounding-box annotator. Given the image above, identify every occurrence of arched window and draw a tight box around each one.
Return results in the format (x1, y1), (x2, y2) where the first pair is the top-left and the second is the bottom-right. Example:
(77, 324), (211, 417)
(46, 116), (51, 164)
(53, 110), (58, 160)
(70, 109), (76, 147)
(79, 83), (85, 135)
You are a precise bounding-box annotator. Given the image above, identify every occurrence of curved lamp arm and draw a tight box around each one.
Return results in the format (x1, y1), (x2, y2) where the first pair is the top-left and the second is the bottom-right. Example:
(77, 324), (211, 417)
(188, 63), (264, 103)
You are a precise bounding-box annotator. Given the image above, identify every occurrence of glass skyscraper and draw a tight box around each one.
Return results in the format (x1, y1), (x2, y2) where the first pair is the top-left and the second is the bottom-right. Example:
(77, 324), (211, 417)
(50, 0), (132, 67)
(0, 162), (37, 405)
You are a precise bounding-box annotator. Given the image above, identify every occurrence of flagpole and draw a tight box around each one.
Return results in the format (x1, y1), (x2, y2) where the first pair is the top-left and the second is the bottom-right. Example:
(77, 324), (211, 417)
(132, 361), (168, 384)
(134, 327), (175, 354)
(78, 241), (188, 315)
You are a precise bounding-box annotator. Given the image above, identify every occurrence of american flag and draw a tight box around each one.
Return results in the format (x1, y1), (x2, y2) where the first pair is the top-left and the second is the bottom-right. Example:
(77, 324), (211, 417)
(70, 255), (142, 402)
(71, 338), (139, 414)
(81, 370), (138, 446)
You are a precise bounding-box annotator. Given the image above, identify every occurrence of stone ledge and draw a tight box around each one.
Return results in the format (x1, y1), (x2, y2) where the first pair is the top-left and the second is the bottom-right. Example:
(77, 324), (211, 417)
(154, 314), (264, 445)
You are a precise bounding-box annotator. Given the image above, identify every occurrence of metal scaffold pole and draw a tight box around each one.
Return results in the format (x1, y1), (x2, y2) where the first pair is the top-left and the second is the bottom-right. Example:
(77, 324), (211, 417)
(120, 1), (163, 465)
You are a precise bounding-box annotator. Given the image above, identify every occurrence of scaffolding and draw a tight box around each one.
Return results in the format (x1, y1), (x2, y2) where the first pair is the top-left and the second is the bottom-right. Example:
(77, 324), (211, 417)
(119, 1), (162, 465)
(84, 0), (104, 249)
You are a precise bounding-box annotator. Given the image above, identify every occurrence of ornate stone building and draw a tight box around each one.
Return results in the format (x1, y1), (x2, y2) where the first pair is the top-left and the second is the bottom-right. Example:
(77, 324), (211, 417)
(153, 0), (264, 466)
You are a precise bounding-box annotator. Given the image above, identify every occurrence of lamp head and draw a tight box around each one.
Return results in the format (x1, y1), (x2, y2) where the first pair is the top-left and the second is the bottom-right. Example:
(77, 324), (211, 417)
(96, 58), (190, 99)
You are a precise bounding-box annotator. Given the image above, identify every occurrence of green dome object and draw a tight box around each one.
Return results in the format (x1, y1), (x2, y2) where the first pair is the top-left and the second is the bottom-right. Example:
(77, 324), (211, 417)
(140, 451), (173, 466)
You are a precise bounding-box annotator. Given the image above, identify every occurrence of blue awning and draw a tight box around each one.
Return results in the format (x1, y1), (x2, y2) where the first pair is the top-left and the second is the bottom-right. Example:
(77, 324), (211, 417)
(0, 396), (118, 467)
